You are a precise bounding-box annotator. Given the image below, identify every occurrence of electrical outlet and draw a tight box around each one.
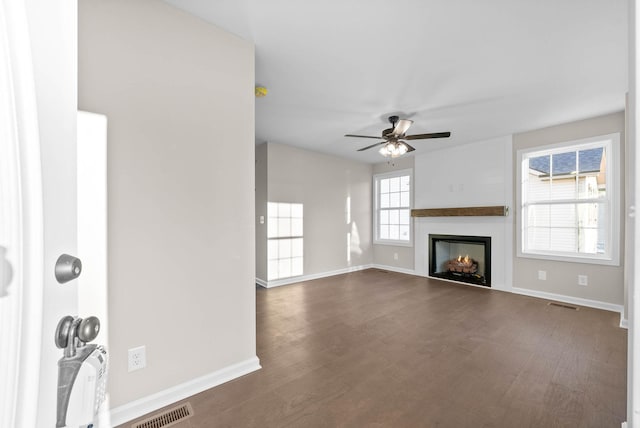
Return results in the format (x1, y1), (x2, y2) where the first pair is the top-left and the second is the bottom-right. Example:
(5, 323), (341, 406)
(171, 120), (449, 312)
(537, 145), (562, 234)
(538, 270), (547, 281)
(578, 275), (588, 286)
(393, 252), (398, 260)
(128, 346), (146, 372)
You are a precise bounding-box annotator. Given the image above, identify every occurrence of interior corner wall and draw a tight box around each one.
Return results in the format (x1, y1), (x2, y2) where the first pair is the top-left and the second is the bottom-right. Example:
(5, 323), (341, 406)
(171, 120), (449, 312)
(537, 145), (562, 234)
(512, 112), (625, 305)
(262, 143), (372, 280)
(255, 143), (268, 281)
(372, 156), (415, 271)
(79, 0), (256, 409)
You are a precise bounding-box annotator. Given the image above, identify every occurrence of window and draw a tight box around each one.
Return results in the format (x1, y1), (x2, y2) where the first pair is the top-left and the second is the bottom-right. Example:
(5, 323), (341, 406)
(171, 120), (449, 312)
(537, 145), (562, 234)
(374, 169), (412, 245)
(267, 202), (303, 280)
(518, 133), (620, 264)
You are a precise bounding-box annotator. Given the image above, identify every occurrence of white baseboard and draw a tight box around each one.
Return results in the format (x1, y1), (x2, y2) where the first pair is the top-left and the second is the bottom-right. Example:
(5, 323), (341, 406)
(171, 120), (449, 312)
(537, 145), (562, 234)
(109, 356), (261, 427)
(371, 264), (416, 276)
(620, 317), (628, 329)
(256, 264), (373, 288)
(511, 286), (624, 315)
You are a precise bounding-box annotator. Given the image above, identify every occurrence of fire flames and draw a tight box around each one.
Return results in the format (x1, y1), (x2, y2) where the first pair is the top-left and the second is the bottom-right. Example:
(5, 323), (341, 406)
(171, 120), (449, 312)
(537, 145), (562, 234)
(456, 254), (471, 266)
(446, 254), (477, 274)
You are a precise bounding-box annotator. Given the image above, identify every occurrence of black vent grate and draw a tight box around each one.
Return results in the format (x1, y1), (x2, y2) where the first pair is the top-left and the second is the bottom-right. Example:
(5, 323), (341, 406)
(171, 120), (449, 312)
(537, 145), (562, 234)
(131, 402), (193, 428)
(548, 302), (579, 311)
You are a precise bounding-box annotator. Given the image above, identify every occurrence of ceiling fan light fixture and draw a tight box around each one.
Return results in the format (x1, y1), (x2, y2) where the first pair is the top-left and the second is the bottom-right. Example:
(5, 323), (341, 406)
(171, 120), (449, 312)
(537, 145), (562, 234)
(379, 141), (408, 158)
(378, 142), (394, 157)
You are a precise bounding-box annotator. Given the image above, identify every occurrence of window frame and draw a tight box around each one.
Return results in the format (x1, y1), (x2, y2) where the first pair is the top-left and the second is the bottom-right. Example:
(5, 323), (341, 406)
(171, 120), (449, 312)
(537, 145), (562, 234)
(373, 168), (413, 247)
(267, 202), (304, 281)
(516, 133), (620, 265)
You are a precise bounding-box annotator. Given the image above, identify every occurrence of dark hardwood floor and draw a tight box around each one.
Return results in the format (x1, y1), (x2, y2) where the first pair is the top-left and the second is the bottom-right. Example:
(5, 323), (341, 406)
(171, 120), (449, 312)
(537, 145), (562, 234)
(123, 269), (627, 427)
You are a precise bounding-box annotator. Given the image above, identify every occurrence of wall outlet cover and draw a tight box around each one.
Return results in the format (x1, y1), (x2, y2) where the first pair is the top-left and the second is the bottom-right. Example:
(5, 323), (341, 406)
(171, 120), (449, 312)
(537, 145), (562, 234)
(578, 275), (588, 286)
(128, 346), (146, 372)
(538, 270), (547, 281)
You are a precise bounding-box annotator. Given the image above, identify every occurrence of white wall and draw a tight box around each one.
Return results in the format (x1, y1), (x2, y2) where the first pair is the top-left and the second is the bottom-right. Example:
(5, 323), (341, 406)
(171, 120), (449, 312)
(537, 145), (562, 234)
(413, 136), (514, 291)
(79, 0), (257, 416)
(255, 143), (268, 281)
(512, 112), (625, 306)
(259, 143), (372, 284)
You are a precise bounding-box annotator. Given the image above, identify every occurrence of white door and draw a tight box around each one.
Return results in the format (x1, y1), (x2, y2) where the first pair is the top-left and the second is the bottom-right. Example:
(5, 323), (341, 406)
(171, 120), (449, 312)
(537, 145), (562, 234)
(0, 1), (78, 427)
(28, 0), (79, 424)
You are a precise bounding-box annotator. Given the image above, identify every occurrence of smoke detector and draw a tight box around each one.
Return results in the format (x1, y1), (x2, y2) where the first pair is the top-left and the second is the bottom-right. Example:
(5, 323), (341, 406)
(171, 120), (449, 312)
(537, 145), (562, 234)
(255, 86), (268, 97)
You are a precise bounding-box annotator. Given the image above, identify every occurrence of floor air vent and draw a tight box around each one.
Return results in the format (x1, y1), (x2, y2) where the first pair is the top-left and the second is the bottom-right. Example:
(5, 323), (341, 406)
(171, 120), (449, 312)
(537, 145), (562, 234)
(132, 402), (194, 428)
(548, 302), (579, 311)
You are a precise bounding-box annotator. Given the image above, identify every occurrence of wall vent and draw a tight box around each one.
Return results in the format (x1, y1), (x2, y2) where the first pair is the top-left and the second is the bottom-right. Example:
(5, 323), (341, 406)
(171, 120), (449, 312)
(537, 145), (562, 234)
(548, 302), (579, 311)
(131, 402), (194, 428)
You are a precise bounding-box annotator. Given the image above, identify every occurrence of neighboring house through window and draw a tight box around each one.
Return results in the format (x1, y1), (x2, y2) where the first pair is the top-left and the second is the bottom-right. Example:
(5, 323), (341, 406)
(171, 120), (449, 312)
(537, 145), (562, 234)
(517, 133), (620, 265)
(374, 169), (412, 246)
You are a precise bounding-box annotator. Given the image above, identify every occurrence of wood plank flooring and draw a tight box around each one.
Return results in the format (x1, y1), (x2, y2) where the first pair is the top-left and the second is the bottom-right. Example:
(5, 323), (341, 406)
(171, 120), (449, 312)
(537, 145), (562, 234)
(122, 269), (627, 427)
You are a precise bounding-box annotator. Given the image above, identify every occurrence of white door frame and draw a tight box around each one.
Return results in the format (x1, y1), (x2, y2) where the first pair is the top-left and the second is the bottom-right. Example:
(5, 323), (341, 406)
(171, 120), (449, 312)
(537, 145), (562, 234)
(629, 2), (638, 427)
(0, 1), (44, 427)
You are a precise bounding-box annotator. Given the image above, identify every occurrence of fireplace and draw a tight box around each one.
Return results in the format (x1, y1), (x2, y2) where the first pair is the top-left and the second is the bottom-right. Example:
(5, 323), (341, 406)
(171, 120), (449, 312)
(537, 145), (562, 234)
(429, 234), (491, 287)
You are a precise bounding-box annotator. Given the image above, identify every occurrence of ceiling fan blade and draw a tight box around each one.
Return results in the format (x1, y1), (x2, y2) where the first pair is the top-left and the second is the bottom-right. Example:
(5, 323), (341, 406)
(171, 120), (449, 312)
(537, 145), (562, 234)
(357, 141), (386, 151)
(345, 134), (384, 139)
(401, 141), (416, 152)
(405, 132), (451, 140)
(390, 119), (413, 136)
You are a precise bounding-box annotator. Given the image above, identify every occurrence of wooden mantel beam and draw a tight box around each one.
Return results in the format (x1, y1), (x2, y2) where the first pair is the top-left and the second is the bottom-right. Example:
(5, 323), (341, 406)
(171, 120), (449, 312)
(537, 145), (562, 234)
(411, 206), (509, 217)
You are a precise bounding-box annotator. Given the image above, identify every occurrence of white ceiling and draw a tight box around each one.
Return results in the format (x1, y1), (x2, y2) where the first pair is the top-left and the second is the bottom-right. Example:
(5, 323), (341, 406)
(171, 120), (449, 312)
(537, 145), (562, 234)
(164, 0), (628, 163)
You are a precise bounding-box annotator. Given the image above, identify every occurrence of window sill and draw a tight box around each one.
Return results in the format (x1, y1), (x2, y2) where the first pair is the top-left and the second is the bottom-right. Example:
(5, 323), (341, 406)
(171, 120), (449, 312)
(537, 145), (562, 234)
(374, 239), (413, 248)
(517, 250), (620, 266)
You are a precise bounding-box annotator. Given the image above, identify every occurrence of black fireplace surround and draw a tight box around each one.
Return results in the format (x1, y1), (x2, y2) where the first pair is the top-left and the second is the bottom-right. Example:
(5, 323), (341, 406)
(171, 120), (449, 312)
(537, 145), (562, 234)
(429, 234), (491, 287)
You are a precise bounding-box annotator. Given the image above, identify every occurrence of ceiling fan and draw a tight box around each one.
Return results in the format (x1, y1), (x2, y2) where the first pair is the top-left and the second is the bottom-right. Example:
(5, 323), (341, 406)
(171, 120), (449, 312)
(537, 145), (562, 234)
(345, 115), (451, 157)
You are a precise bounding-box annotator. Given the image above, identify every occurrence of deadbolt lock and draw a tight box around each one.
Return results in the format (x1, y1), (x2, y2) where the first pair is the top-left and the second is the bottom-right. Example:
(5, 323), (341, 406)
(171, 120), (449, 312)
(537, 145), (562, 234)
(55, 254), (82, 284)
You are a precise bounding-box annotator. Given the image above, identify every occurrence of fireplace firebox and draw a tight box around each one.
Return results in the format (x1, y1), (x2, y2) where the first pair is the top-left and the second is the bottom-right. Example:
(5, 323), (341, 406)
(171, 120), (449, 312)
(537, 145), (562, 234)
(429, 234), (491, 287)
